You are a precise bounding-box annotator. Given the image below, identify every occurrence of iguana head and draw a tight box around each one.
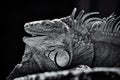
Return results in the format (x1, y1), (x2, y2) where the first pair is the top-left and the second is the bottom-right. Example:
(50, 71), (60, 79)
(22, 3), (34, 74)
(24, 19), (70, 37)
(24, 8), (101, 39)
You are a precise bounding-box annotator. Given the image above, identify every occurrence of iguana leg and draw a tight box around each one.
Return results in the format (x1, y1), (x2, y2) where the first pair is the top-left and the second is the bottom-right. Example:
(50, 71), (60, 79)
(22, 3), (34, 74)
(21, 44), (36, 63)
(6, 57), (41, 80)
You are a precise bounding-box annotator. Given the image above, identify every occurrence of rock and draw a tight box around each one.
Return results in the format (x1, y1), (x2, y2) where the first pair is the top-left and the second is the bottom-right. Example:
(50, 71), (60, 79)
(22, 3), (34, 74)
(14, 68), (120, 80)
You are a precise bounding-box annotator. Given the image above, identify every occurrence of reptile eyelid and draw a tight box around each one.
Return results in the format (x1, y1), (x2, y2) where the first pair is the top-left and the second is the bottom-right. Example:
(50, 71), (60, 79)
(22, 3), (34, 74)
(44, 23), (52, 27)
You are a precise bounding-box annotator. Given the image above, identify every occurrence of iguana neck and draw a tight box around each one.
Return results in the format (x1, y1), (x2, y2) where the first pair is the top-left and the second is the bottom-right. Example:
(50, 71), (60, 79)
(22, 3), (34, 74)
(70, 31), (94, 68)
(91, 41), (120, 67)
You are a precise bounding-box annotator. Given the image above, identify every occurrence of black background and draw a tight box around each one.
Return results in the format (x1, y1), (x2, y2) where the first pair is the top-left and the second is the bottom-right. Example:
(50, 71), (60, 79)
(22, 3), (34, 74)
(1, 0), (120, 79)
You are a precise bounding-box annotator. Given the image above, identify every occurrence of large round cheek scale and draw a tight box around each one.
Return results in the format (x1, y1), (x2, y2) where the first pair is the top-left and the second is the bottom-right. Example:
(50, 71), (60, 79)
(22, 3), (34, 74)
(55, 50), (70, 67)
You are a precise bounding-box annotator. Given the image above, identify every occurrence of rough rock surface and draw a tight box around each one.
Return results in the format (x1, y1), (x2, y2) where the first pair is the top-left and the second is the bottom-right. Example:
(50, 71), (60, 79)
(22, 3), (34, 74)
(14, 68), (120, 80)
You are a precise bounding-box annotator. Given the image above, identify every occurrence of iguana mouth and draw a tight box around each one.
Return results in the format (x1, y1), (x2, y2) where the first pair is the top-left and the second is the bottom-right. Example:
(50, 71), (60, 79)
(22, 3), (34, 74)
(24, 28), (47, 38)
(24, 27), (48, 37)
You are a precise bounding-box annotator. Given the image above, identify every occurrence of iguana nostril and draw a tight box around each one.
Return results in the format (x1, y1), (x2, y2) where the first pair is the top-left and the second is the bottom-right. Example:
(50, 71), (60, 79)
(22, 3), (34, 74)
(24, 23), (30, 28)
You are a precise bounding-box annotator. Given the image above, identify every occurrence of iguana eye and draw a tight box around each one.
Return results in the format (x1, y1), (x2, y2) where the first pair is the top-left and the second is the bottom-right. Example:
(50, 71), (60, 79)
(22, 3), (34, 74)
(42, 21), (53, 29)
(44, 23), (52, 28)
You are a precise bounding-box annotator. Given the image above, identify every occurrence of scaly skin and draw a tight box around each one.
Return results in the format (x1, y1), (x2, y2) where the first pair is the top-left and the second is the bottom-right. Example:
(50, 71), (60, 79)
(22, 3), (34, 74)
(60, 11), (120, 67)
(7, 8), (120, 80)
(87, 15), (120, 67)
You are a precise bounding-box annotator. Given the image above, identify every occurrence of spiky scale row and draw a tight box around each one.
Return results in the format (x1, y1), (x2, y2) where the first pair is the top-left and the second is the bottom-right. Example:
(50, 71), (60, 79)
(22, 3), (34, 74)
(114, 19), (120, 32)
(103, 15), (120, 36)
(90, 13), (120, 45)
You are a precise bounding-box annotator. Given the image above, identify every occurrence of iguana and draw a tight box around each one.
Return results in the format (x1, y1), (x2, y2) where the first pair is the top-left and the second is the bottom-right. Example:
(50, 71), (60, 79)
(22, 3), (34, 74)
(7, 8), (120, 80)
